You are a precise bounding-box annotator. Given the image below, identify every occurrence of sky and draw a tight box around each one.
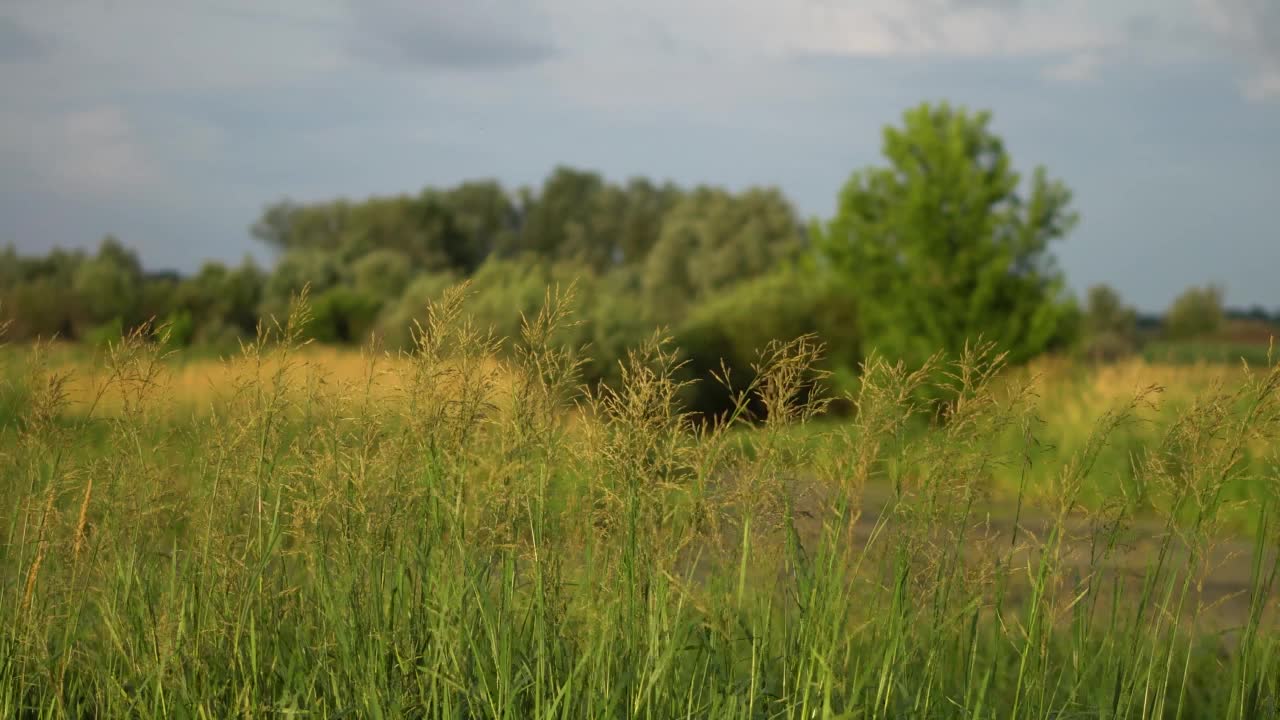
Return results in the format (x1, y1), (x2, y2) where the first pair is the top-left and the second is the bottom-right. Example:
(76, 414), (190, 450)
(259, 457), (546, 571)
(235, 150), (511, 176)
(1, 0), (1277, 313)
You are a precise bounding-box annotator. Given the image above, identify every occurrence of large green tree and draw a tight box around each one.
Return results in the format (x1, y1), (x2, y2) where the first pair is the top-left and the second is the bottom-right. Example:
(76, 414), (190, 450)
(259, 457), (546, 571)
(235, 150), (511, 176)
(815, 101), (1079, 367)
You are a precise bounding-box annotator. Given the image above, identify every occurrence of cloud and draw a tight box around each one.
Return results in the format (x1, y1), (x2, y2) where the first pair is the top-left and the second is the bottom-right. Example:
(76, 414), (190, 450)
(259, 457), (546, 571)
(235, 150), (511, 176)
(347, 0), (557, 70)
(1044, 51), (1105, 83)
(1196, 0), (1280, 100)
(516, 0), (1123, 120)
(0, 1), (350, 103)
(41, 107), (159, 195)
(0, 16), (50, 63)
(0, 105), (225, 199)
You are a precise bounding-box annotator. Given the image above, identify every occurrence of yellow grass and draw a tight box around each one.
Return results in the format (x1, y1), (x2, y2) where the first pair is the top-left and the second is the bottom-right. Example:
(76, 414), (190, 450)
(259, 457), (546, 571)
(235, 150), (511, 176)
(12, 344), (519, 420)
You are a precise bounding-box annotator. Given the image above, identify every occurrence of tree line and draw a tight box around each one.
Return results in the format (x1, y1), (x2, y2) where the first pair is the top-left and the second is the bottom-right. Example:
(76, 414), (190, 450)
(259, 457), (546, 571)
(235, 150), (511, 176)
(2, 102), (1274, 412)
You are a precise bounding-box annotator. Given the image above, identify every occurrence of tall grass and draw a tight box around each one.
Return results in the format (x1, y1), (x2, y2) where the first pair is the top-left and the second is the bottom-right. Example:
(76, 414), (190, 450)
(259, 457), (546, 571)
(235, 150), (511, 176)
(1, 289), (1278, 718)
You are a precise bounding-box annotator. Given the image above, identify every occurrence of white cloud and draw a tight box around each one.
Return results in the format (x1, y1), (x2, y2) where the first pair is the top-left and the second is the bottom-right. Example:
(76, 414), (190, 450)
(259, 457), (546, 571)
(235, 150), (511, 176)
(1195, 0), (1280, 100)
(0, 106), (149, 196)
(0, 0), (1262, 112)
(540, 0), (1116, 61)
(0, 105), (222, 199)
(50, 107), (157, 193)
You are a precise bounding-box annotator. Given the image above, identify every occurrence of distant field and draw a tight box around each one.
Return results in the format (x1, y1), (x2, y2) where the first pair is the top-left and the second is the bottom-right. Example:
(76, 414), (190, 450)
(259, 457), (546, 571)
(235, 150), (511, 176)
(2, 315), (1279, 717)
(3, 341), (1273, 528)
(1142, 340), (1276, 367)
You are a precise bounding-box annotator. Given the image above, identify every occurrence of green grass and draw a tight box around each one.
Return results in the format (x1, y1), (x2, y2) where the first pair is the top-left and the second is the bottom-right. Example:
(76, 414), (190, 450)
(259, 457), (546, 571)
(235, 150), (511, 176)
(2, 288), (1280, 718)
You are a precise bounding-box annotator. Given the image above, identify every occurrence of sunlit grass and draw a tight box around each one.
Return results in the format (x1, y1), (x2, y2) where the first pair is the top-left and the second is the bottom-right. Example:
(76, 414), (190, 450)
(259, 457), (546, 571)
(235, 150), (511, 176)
(2, 287), (1278, 718)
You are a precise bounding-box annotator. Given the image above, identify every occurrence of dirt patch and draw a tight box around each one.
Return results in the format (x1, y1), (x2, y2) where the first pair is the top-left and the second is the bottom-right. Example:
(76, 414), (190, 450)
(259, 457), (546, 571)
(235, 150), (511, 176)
(687, 480), (1277, 634)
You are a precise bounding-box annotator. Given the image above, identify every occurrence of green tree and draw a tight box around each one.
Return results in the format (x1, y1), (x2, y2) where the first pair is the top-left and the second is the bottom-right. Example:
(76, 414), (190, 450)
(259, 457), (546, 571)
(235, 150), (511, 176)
(642, 187), (804, 320)
(814, 101), (1079, 368)
(72, 235), (143, 328)
(1164, 284), (1224, 340)
(260, 249), (344, 324)
(442, 180), (518, 273)
(308, 287), (383, 344)
(1081, 283), (1139, 361)
(351, 249), (412, 300)
(254, 182), (516, 275)
(172, 258), (265, 343)
(514, 166), (614, 269)
(616, 178), (683, 265)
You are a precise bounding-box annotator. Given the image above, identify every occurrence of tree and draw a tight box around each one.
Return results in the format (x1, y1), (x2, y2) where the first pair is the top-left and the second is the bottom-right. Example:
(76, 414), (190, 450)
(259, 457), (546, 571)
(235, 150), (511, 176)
(814, 101), (1079, 368)
(616, 178), (683, 265)
(375, 271), (461, 350)
(352, 249), (412, 300)
(307, 287), (382, 344)
(442, 180), (518, 273)
(259, 249), (344, 324)
(642, 186), (804, 321)
(1081, 283), (1138, 361)
(1164, 284), (1224, 340)
(514, 166), (616, 269)
(72, 235), (143, 328)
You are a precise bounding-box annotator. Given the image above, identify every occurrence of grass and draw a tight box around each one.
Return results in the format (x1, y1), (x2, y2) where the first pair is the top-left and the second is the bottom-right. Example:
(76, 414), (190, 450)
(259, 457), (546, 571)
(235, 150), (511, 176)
(2, 286), (1279, 718)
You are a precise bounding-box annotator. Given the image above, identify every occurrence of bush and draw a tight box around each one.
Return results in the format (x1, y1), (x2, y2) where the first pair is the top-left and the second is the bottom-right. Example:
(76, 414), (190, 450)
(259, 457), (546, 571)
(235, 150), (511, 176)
(375, 272), (462, 351)
(82, 317), (126, 350)
(0, 280), (88, 341)
(307, 287), (384, 344)
(672, 265), (860, 420)
(161, 309), (195, 349)
(352, 249), (413, 300)
(1080, 284), (1138, 362)
(464, 257), (655, 388)
(1165, 284), (1224, 340)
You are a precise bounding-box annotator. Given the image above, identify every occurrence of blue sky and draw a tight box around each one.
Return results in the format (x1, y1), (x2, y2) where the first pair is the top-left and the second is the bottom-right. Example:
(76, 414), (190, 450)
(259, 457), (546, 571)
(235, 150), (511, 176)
(1, 0), (1277, 312)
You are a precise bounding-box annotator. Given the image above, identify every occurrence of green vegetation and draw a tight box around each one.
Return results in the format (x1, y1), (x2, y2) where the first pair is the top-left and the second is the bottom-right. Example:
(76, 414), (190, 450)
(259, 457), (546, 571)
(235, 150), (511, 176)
(1165, 285), (1226, 341)
(2, 99), (1279, 716)
(813, 102), (1079, 369)
(2, 290), (1279, 718)
(5, 102), (1275, 422)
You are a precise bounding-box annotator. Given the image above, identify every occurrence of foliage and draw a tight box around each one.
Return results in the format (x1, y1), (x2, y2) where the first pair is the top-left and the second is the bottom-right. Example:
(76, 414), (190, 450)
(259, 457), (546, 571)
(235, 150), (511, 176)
(1, 124), (1267, 416)
(71, 236), (144, 327)
(258, 249), (345, 324)
(643, 186), (805, 321)
(375, 271), (462, 350)
(306, 286), (384, 344)
(351, 248), (413, 300)
(1081, 283), (1139, 361)
(458, 256), (652, 387)
(815, 101), (1080, 369)
(1, 295), (1278, 718)
(672, 264), (860, 418)
(1165, 284), (1225, 340)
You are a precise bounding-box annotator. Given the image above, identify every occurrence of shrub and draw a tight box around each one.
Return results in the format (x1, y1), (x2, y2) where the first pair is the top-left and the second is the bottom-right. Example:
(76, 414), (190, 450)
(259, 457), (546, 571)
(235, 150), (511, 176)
(672, 265), (859, 419)
(307, 287), (384, 344)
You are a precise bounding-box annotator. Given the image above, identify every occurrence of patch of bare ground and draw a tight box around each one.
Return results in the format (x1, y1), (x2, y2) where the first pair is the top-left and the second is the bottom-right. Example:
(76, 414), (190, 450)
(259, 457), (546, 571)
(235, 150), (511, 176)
(680, 478), (1275, 639)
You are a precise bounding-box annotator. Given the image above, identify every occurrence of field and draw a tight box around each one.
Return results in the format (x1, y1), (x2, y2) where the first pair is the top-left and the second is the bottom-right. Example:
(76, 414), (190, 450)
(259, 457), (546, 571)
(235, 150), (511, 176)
(2, 293), (1279, 718)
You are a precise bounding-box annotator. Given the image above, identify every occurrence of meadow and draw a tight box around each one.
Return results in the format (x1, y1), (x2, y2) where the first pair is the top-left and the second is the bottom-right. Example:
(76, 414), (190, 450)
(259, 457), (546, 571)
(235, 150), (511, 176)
(2, 288), (1279, 718)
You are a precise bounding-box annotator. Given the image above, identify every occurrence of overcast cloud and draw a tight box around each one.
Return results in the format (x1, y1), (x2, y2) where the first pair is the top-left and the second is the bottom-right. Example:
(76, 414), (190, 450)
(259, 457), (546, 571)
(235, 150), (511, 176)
(0, 0), (1277, 311)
